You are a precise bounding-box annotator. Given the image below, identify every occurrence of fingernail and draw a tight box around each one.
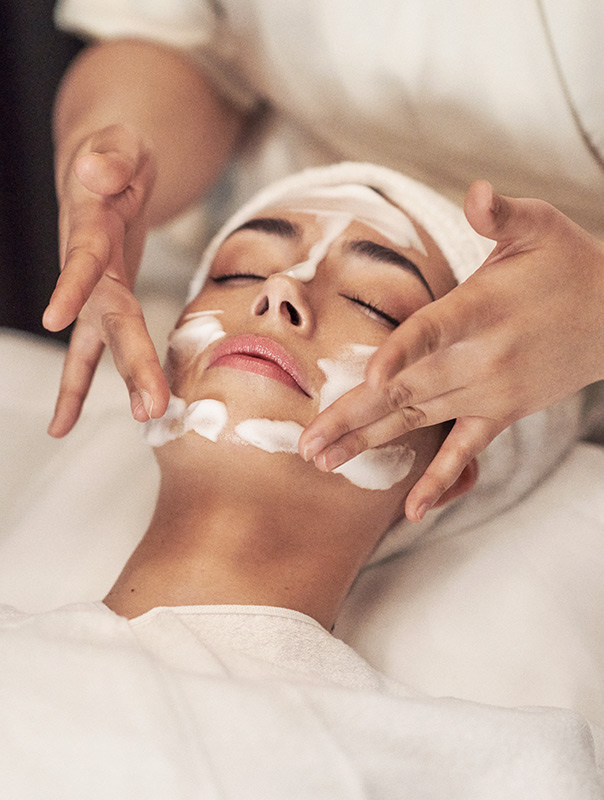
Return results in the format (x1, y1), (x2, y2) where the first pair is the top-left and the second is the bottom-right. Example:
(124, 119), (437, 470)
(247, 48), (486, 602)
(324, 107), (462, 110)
(321, 446), (348, 472)
(415, 501), (433, 521)
(141, 390), (154, 419)
(131, 391), (148, 422)
(302, 436), (327, 461)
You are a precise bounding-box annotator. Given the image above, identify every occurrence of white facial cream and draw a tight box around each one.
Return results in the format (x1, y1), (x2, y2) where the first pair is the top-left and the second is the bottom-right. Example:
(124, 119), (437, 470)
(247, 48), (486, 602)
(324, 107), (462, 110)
(168, 310), (226, 368)
(317, 344), (378, 412)
(281, 184), (427, 257)
(185, 399), (228, 443)
(234, 419), (303, 453)
(284, 213), (352, 282)
(333, 445), (416, 491)
(144, 395), (189, 446)
(144, 396), (227, 447)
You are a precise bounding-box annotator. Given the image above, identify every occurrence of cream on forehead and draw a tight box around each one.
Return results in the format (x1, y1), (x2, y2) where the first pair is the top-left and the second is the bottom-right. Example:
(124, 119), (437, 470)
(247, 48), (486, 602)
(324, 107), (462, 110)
(284, 213), (352, 282)
(278, 183), (427, 257)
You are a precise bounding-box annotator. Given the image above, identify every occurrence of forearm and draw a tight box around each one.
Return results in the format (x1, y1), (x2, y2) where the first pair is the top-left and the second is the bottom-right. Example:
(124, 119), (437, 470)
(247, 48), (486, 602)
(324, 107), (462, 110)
(53, 38), (248, 226)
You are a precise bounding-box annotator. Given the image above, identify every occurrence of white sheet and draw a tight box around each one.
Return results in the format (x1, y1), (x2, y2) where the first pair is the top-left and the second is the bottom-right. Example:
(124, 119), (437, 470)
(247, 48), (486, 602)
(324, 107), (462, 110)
(1, 601), (602, 799)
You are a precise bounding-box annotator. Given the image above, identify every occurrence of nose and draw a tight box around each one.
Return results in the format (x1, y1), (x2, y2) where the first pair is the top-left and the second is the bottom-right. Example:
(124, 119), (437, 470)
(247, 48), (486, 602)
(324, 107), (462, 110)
(251, 273), (314, 334)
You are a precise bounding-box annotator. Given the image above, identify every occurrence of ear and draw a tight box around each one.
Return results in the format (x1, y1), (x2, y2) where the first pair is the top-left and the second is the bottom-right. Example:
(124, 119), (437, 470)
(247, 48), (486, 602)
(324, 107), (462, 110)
(432, 458), (479, 508)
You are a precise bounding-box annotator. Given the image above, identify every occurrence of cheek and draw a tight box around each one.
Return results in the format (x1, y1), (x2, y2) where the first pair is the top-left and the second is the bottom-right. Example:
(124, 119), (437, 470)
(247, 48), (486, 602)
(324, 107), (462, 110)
(164, 309), (227, 394)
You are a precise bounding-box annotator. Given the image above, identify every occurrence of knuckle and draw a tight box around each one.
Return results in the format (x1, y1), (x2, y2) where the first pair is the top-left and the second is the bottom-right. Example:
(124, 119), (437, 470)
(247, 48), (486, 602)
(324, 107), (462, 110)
(397, 404), (427, 429)
(412, 311), (443, 357)
(347, 428), (371, 455)
(66, 236), (111, 273)
(101, 311), (127, 340)
(532, 198), (559, 227)
(386, 381), (413, 412)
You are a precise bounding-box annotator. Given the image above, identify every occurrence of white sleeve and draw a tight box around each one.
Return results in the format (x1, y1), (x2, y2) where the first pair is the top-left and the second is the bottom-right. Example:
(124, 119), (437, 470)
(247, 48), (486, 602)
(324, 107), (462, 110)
(53, 0), (261, 111)
(54, 0), (216, 49)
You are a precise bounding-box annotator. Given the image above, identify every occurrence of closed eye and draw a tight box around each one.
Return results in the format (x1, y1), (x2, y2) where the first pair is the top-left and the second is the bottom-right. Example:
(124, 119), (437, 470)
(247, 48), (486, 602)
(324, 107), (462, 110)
(342, 294), (400, 328)
(211, 273), (266, 283)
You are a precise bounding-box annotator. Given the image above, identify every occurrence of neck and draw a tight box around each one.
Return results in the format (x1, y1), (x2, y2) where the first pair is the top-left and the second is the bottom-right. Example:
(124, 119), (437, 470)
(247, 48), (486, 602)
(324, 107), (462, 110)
(104, 463), (373, 629)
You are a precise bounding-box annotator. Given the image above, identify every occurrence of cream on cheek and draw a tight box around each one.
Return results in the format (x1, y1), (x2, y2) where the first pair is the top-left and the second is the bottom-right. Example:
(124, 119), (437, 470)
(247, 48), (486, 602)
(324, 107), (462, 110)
(145, 310), (229, 446)
(166, 310), (226, 370)
(234, 345), (416, 491)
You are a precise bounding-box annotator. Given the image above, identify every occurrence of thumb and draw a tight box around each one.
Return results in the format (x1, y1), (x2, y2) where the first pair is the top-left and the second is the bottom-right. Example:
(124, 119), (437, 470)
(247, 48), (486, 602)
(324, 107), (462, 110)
(74, 150), (137, 197)
(463, 179), (551, 249)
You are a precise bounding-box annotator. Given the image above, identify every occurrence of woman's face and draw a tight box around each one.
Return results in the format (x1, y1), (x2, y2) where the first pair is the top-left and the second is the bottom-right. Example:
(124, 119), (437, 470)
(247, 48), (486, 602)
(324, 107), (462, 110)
(170, 205), (455, 419)
(156, 192), (457, 531)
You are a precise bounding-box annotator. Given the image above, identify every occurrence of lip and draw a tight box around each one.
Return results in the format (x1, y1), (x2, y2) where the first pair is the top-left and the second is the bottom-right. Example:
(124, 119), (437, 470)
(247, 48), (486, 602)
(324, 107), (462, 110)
(207, 335), (312, 396)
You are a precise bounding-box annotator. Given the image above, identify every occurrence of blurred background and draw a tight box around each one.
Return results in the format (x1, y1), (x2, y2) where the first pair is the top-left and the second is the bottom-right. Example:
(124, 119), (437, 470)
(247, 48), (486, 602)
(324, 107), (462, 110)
(1, 1), (82, 340)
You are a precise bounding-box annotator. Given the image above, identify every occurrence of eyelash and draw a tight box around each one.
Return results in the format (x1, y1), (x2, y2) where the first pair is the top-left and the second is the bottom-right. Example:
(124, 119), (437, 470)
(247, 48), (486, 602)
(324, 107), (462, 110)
(211, 275), (400, 328)
(211, 273), (265, 283)
(343, 294), (400, 328)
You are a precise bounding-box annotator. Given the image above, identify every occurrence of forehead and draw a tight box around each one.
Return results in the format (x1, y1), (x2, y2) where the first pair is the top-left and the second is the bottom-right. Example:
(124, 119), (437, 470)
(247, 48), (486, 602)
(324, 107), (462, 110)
(262, 184), (427, 253)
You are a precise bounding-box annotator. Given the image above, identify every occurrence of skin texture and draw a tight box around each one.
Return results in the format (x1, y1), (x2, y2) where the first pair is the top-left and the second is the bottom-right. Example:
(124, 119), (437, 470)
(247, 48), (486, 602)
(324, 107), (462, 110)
(104, 207), (476, 627)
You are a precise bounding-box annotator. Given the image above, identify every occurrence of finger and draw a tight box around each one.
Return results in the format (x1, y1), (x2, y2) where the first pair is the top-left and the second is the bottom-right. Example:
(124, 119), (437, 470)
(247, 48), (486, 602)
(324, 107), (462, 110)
(44, 195), (131, 332)
(47, 321), (105, 438)
(299, 382), (390, 461)
(403, 417), (503, 521)
(309, 386), (478, 472)
(313, 401), (428, 472)
(365, 285), (484, 389)
(101, 305), (170, 422)
(43, 233), (112, 331)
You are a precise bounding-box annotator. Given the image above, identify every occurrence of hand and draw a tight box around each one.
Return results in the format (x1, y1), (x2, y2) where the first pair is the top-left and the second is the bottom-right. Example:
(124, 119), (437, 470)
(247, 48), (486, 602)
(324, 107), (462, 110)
(299, 181), (604, 520)
(44, 124), (170, 436)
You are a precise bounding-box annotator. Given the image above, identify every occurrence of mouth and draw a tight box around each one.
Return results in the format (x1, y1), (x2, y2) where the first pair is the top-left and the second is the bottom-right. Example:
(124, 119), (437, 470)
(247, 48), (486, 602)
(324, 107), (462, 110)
(207, 335), (312, 396)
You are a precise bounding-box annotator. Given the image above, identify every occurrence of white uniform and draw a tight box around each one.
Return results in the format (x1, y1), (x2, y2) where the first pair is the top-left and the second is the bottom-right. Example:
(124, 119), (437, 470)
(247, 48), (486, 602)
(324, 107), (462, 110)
(55, 0), (604, 235)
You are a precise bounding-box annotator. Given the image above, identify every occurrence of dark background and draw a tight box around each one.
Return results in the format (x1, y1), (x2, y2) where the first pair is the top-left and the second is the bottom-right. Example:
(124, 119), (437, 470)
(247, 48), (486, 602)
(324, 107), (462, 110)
(1, 1), (82, 340)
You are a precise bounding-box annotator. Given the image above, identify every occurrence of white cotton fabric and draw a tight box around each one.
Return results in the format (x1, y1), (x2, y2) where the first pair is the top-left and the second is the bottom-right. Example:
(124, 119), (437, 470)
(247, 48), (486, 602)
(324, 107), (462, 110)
(55, 0), (604, 237)
(1, 600), (603, 799)
(337, 442), (604, 729)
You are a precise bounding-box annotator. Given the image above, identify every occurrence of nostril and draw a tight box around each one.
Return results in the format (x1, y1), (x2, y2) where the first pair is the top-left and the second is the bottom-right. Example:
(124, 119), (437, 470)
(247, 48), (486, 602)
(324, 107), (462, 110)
(283, 301), (301, 326)
(255, 296), (269, 316)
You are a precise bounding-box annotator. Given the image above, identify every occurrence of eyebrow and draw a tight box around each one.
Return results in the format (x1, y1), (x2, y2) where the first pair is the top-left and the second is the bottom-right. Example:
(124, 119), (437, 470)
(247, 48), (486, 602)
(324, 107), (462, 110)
(345, 239), (435, 300)
(227, 217), (435, 300)
(228, 217), (301, 239)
